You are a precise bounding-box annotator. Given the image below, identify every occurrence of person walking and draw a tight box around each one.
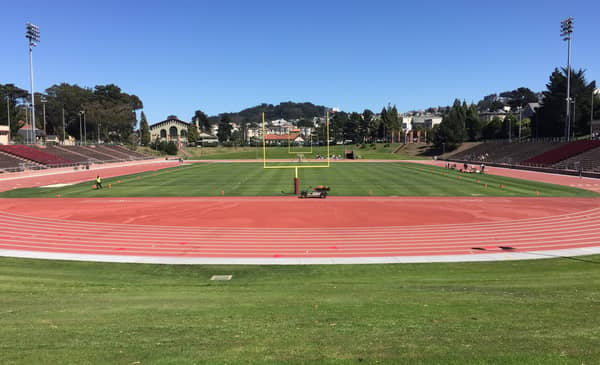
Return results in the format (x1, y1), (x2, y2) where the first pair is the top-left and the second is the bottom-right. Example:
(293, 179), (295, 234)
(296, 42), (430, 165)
(95, 175), (103, 189)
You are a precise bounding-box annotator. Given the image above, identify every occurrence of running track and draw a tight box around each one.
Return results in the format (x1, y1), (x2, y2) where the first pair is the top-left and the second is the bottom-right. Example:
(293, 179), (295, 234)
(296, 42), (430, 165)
(1, 160), (599, 264)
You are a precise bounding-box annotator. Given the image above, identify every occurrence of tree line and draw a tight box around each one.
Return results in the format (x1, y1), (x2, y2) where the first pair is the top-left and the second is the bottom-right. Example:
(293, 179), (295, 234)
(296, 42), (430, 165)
(432, 68), (598, 151)
(0, 82), (142, 144)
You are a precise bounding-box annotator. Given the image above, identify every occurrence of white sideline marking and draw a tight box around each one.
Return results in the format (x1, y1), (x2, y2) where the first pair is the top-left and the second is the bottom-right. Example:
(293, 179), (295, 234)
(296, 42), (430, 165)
(39, 183), (75, 188)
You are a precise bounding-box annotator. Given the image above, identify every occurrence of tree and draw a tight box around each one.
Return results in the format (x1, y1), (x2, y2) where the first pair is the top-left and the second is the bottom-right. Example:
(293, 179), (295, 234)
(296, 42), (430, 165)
(217, 115), (233, 142)
(0, 84), (29, 138)
(482, 117), (503, 140)
(432, 99), (466, 150)
(230, 130), (242, 145)
(380, 105), (400, 142)
(500, 87), (539, 110)
(187, 122), (199, 146)
(464, 104), (481, 141)
(166, 141), (178, 155)
(139, 111), (151, 146)
(535, 68), (596, 138)
(40, 82), (142, 142)
(193, 110), (211, 134)
(331, 112), (348, 142)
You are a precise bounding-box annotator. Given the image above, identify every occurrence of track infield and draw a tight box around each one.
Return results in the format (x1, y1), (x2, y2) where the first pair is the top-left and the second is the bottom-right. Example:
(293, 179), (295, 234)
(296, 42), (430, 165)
(1, 160), (599, 264)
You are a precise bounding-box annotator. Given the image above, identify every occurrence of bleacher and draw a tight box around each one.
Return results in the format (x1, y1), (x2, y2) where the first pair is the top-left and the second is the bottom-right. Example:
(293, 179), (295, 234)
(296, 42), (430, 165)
(0, 144), (73, 167)
(523, 140), (600, 167)
(94, 145), (142, 160)
(106, 145), (151, 160)
(0, 151), (28, 172)
(55, 145), (118, 163)
(552, 146), (600, 172)
(36, 145), (95, 164)
(450, 141), (563, 165)
(0, 144), (152, 173)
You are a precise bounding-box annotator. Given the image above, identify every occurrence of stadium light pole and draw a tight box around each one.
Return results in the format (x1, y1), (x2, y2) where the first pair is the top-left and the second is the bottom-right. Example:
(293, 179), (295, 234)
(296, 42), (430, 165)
(561, 17), (573, 141)
(25, 22), (40, 144)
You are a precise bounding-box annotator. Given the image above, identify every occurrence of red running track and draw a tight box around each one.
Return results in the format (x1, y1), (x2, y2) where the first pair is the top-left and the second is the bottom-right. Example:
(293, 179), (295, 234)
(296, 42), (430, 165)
(1, 160), (600, 264)
(1, 196), (599, 264)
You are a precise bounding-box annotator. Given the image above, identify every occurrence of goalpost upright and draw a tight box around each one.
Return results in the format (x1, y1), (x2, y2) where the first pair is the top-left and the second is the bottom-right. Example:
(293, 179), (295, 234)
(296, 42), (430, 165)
(262, 111), (331, 194)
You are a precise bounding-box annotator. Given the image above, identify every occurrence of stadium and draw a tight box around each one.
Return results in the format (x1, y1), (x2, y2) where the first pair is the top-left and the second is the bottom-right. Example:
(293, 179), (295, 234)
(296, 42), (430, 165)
(2, 4), (600, 364)
(1, 139), (600, 363)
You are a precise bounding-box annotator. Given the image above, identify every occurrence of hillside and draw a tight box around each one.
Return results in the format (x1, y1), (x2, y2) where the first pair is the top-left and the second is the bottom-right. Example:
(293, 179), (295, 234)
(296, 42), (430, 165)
(208, 101), (328, 124)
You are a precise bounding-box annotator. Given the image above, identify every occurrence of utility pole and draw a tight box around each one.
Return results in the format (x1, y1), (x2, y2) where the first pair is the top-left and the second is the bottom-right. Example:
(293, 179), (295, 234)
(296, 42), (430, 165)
(561, 17), (573, 141)
(518, 107), (522, 140)
(79, 111), (83, 145)
(83, 111), (87, 145)
(6, 97), (10, 143)
(62, 108), (66, 143)
(41, 96), (47, 138)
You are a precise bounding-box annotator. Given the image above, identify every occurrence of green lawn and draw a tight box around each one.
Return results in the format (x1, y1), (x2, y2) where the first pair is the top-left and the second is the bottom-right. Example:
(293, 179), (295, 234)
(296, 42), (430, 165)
(1, 162), (596, 198)
(1, 256), (599, 364)
(179, 144), (421, 160)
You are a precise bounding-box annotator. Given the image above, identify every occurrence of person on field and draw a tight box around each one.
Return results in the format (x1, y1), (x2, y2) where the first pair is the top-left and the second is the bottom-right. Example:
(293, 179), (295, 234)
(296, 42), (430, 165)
(95, 175), (103, 189)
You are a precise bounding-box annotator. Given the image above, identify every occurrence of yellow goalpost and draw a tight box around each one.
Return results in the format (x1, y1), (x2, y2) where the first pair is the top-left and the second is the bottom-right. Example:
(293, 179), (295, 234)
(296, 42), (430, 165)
(261, 112), (331, 194)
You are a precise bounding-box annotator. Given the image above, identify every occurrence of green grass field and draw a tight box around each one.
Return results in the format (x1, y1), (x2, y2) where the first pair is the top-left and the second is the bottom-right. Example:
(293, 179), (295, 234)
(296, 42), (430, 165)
(1, 162), (596, 198)
(2, 161), (599, 364)
(174, 143), (422, 160)
(1, 256), (600, 364)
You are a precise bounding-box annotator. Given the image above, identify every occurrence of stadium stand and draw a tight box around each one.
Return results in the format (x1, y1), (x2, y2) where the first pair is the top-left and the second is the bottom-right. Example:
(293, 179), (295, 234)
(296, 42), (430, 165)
(55, 145), (119, 163)
(0, 144), (152, 173)
(523, 140), (600, 167)
(0, 144), (73, 166)
(93, 145), (149, 160)
(35, 145), (96, 164)
(0, 151), (29, 172)
(106, 145), (151, 160)
(449, 141), (564, 165)
(552, 146), (600, 172)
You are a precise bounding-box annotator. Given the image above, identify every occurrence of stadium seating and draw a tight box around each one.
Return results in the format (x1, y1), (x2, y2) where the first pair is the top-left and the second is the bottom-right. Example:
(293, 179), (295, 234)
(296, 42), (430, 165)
(0, 144), (73, 166)
(35, 146), (95, 164)
(0, 144), (152, 173)
(450, 141), (564, 165)
(0, 151), (28, 172)
(93, 145), (145, 160)
(105, 145), (151, 160)
(552, 146), (600, 172)
(523, 140), (600, 167)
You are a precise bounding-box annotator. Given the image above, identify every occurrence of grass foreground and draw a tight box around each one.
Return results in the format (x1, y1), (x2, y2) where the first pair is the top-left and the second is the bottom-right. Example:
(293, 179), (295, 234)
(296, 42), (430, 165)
(1, 256), (600, 364)
(1, 162), (597, 198)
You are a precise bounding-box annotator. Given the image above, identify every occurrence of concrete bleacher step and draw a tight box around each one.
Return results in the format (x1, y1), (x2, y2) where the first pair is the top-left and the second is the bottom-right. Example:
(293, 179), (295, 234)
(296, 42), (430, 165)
(0, 150), (46, 169)
(54, 145), (100, 163)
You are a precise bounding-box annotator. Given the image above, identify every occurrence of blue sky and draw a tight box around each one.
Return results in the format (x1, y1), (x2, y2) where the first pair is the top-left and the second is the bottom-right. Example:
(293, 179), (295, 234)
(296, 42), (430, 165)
(2, 0), (598, 124)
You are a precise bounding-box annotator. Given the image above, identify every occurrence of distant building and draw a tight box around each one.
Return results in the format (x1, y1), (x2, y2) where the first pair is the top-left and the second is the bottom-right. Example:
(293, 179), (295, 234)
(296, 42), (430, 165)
(149, 115), (190, 143)
(479, 110), (511, 122)
(401, 115), (443, 130)
(263, 132), (303, 145)
(0, 125), (8, 145)
(522, 103), (540, 119)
